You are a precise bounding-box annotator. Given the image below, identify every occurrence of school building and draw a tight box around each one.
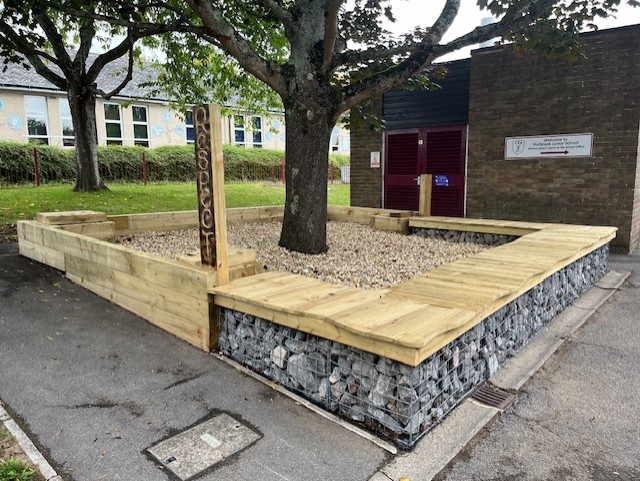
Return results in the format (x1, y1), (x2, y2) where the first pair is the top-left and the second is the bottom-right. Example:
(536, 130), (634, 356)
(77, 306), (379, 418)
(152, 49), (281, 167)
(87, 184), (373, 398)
(350, 24), (640, 253)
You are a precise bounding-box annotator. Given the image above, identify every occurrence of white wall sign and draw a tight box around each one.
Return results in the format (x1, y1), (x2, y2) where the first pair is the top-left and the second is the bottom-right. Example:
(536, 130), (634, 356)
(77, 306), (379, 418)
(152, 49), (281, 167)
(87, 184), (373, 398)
(505, 133), (593, 159)
(370, 151), (380, 168)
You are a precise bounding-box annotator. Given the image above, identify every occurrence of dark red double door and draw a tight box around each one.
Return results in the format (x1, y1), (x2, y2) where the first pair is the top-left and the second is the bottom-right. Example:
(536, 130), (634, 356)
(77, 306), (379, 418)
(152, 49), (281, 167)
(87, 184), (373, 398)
(384, 126), (466, 216)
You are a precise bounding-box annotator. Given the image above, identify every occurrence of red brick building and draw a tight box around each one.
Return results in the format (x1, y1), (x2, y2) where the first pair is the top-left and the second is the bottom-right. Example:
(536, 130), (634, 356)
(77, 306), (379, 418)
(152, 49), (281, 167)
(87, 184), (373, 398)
(350, 25), (640, 252)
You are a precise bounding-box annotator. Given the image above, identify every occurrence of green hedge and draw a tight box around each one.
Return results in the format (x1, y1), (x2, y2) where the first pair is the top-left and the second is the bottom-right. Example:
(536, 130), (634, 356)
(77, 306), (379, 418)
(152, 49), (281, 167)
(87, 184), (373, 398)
(0, 141), (349, 184)
(0, 141), (75, 184)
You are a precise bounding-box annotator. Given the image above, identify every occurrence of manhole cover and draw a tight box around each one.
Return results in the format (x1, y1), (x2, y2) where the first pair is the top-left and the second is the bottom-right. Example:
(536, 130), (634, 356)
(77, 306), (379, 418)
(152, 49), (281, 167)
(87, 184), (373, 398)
(147, 413), (261, 480)
(470, 381), (517, 411)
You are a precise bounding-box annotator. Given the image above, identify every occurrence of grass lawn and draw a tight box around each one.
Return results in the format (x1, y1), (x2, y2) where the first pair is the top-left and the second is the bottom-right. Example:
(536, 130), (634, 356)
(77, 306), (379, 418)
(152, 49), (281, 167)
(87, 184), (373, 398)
(0, 182), (350, 227)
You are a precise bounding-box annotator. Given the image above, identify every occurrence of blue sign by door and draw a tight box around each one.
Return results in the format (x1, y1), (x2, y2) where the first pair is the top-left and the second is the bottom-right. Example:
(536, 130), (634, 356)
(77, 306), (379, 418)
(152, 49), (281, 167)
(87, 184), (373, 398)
(434, 175), (449, 187)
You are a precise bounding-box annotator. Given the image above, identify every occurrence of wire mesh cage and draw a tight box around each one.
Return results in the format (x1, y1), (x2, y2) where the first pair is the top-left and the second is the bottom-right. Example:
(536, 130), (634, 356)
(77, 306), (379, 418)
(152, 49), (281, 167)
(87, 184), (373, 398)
(218, 243), (609, 449)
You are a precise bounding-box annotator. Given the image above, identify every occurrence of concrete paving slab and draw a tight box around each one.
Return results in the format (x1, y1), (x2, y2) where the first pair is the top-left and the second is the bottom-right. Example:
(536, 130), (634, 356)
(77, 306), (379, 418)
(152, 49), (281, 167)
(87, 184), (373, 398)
(0, 252), (388, 481)
(374, 401), (499, 481)
(147, 413), (261, 480)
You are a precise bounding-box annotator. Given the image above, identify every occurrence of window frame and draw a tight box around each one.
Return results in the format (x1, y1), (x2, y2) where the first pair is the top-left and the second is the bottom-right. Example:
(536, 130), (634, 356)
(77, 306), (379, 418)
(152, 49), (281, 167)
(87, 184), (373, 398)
(233, 114), (246, 147)
(251, 115), (263, 148)
(131, 104), (150, 147)
(185, 110), (195, 144)
(330, 127), (340, 152)
(59, 98), (75, 147)
(103, 102), (123, 145)
(24, 95), (50, 145)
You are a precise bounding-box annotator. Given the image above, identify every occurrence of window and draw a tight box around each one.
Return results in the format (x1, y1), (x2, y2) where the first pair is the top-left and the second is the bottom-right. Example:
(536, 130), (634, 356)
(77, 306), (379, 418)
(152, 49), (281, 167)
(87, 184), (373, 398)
(251, 116), (263, 148)
(132, 105), (149, 147)
(59, 99), (74, 147)
(104, 103), (123, 145)
(24, 96), (49, 145)
(330, 127), (340, 152)
(185, 110), (195, 143)
(234, 115), (246, 147)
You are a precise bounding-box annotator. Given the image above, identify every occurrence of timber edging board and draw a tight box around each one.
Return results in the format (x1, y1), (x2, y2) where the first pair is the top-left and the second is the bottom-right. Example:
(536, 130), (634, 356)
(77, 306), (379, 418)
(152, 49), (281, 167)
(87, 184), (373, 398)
(211, 216), (616, 366)
(18, 219), (218, 351)
(17, 206), (293, 351)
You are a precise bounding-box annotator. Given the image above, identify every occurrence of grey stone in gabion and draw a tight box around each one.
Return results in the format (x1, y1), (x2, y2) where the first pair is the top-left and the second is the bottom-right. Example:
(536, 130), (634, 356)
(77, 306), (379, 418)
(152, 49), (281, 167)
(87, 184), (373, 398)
(369, 374), (394, 407)
(284, 338), (305, 354)
(370, 408), (403, 432)
(338, 355), (351, 375)
(487, 353), (499, 376)
(287, 353), (319, 392)
(350, 405), (366, 422)
(271, 345), (288, 369)
(376, 358), (392, 375)
(405, 411), (427, 435)
(331, 381), (347, 400)
(318, 378), (330, 399)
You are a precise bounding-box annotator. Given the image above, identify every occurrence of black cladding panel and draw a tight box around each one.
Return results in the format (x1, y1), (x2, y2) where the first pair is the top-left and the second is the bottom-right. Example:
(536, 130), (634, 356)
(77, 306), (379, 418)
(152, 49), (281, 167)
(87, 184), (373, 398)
(383, 58), (470, 130)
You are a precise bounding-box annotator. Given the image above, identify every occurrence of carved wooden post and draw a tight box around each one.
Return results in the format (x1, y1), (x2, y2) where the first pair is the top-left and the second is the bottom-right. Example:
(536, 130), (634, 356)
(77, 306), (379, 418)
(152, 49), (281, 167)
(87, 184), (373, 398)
(194, 103), (230, 285)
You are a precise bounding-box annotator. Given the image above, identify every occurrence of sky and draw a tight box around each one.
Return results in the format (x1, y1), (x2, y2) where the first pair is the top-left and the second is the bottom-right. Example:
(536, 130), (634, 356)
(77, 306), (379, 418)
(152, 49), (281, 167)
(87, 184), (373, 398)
(386, 0), (640, 61)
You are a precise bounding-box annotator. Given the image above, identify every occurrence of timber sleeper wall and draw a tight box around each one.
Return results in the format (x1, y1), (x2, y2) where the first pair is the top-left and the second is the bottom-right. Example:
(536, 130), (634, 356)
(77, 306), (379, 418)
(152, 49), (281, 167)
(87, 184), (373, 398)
(17, 206), (294, 350)
(16, 206), (411, 353)
(18, 218), (218, 350)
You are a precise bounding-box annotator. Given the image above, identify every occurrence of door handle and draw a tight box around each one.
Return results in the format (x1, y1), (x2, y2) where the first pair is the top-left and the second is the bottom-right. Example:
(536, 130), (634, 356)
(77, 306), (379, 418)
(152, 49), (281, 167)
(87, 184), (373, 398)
(413, 177), (421, 186)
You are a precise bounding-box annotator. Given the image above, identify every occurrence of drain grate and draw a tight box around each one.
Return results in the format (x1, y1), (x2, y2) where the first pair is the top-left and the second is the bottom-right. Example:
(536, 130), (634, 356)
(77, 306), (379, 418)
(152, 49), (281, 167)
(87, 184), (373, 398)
(147, 413), (261, 480)
(470, 381), (517, 411)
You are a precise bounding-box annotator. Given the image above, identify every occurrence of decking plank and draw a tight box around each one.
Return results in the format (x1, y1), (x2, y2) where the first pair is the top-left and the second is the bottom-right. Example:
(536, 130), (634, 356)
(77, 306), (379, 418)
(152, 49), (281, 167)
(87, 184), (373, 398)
(206, 219), (617, 365)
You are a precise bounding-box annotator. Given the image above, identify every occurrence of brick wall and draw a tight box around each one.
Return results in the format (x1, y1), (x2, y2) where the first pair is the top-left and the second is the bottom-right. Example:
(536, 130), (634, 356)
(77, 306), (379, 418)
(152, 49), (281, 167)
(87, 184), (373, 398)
(467, 26), (640, 252)
(350, 98), (384, 208)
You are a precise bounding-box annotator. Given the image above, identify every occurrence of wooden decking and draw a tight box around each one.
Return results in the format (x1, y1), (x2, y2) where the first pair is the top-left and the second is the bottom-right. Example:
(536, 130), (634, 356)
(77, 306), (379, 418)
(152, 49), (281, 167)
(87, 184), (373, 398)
(211, 217), (616, 366)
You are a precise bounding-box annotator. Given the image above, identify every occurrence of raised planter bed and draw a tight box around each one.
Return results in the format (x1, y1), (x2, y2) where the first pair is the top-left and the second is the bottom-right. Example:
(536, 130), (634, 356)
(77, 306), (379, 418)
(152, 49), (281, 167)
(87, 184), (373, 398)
(17, 208), (616, 448)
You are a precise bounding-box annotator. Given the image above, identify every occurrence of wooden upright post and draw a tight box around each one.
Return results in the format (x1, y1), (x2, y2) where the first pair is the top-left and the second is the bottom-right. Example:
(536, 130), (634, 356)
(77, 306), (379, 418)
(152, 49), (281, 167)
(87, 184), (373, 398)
(193, 103), (230, 285)
(419, 174), (432, 217)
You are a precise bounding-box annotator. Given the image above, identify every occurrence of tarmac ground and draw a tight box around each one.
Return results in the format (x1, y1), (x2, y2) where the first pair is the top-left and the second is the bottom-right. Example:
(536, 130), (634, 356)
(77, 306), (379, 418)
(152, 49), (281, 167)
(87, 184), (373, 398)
(2, 241), (639, 480)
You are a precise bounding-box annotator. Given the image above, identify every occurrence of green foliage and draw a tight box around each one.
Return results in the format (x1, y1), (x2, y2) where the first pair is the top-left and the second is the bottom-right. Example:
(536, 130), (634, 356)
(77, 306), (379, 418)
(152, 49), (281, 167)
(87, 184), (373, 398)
(0, 458), (35, 481)
(0, 142), (74, 184)
(0, 142), (347, 185)
(329, 154), (350, 168)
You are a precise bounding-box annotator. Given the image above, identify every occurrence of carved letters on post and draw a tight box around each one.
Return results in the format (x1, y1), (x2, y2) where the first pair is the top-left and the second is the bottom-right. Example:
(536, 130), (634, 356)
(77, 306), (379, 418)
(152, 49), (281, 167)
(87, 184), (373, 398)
(193, 104), (229, 284)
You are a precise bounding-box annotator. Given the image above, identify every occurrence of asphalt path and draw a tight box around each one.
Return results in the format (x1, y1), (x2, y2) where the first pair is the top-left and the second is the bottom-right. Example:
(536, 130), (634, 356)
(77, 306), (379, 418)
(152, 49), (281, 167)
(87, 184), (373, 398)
(0, 248), (388, 481)
(433, 252), (640, 481)
(3, 240), (639, 481)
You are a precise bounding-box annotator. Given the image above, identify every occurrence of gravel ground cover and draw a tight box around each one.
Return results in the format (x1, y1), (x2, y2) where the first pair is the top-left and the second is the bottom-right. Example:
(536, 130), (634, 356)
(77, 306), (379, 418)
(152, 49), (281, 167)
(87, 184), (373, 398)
(117, 221), (490, 289)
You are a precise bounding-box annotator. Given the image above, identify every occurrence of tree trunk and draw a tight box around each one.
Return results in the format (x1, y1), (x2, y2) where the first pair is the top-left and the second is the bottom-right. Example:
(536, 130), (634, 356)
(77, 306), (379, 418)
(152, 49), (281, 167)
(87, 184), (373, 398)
(69, 84), (105, 191)
(279, 104), (332, 254)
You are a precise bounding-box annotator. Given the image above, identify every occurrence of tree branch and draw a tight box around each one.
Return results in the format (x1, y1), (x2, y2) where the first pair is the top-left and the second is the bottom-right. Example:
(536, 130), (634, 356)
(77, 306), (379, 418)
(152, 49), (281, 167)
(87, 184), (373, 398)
(426, 0), (461, 44)
(184, 0), (286, 96)
(321, 0), (343, 73)
(337, 48), (437, 116)
(73, 11), (97, 78)
(432, 0), (557, 56)
(339, 42), (415, 65)
(98, 47), (135, 99)
(86, 28), (136, 82)
(255, 0), (292, 25)
(337, 0), (459, 67)
(33, 10), (74, 72)
(0, 19), (67, 88)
